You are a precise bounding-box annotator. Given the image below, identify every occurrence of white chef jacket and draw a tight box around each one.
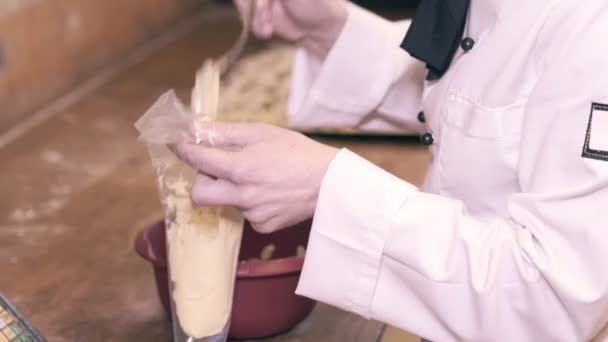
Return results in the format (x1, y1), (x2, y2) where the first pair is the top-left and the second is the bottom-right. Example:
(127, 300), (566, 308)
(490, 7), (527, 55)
(290, 1), (608, 341)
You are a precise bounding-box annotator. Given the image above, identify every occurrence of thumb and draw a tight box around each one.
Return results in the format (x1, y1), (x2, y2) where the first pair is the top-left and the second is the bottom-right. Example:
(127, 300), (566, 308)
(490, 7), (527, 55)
(234, 0), (254, 23)
(191, 121), (274, 148)
(251, 0), (274, 38)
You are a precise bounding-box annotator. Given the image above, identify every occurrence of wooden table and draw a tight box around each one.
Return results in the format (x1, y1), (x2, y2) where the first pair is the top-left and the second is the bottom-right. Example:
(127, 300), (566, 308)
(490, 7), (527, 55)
(0, 5), (429, 342)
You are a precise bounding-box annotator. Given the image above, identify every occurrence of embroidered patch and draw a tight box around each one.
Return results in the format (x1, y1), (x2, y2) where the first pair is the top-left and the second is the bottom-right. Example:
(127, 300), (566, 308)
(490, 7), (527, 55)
(582, 103), (608, 161)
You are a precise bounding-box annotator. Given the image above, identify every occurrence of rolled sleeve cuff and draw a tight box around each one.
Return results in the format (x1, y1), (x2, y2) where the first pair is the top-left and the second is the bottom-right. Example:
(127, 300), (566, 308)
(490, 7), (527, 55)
(295, 149), (417, 317)
(288, 4), (413, 129)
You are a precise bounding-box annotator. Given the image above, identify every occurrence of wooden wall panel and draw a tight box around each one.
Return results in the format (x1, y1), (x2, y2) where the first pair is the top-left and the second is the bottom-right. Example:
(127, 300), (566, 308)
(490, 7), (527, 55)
(0, 0), (207, 132)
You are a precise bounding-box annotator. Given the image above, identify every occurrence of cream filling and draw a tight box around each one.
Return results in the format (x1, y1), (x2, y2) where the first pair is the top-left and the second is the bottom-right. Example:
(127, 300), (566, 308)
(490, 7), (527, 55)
(163, 59), (243, 339)
(164, 174), (243, 338)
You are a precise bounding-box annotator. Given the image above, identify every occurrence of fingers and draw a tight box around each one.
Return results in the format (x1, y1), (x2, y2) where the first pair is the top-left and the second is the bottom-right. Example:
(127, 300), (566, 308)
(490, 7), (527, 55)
(173, 122), (280, 180)
(174, 143), (237, 180)
(190, 121), (274, 147)
(234, 0), (274, 38)
(243, 206), (273, 226)
(253, 0), (274, 38)
(191, 173), (242, 207)
(245, 210), (287, 234)
(233, 0), (253, 22)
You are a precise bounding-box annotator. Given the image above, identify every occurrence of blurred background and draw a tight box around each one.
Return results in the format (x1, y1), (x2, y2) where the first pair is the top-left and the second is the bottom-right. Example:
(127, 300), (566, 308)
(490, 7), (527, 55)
(0, 0), (419, 127)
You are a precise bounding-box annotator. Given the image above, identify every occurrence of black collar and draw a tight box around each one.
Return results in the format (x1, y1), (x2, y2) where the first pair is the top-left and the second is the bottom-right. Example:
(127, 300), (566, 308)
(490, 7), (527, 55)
(400, 0), (470, 80)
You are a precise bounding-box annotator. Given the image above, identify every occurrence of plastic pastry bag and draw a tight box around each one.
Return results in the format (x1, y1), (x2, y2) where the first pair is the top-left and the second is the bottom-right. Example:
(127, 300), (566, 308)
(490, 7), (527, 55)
(134, 60), (244, 342)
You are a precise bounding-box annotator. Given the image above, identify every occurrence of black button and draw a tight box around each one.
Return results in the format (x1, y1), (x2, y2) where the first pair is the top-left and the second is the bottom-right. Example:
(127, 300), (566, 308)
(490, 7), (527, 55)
(417, 111), (426, 123)
(420, 133), (434, 146)
(461, 37), (475, 52)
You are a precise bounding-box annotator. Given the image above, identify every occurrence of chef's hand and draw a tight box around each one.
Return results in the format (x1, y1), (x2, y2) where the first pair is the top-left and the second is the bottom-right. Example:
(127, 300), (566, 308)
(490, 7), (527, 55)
(233, 0), (348, 57)
(174, 122), (339, 233)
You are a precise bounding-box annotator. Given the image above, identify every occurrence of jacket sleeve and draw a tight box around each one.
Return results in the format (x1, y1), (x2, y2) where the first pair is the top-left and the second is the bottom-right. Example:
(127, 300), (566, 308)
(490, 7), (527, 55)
(295, 5), (608, 342)
(287, 3), (426, 132)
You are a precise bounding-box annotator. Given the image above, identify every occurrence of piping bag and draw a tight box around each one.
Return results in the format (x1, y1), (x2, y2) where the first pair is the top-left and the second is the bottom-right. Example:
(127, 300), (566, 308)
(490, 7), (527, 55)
(134, 60), (244, 342)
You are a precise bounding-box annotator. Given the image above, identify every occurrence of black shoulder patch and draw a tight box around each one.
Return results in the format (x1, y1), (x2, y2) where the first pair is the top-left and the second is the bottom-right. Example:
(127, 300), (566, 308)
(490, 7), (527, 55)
(582, 102), (608, 161)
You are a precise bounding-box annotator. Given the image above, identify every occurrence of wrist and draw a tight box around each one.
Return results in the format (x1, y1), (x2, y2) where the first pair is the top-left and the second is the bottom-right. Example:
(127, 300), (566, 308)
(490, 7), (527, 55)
(311, 145), (340, 207)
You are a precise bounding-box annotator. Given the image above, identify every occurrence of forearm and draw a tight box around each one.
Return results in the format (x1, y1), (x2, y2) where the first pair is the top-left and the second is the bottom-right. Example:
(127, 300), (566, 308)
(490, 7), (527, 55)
(287, 3), (426, 131)
(297, 149), (608, 341)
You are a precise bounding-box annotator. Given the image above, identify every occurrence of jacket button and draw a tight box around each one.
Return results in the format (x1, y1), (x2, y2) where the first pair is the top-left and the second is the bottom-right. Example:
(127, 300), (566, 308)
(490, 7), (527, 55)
(417, 111), (426, 123)
(461, 37), (475, 52)
(420, 133), (434, 145)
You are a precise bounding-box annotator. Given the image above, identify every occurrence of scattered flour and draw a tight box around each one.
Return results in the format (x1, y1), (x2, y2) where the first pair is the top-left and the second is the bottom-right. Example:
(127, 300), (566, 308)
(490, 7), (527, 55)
(42, 150), (65, 164)
(9, 208), (37, 223)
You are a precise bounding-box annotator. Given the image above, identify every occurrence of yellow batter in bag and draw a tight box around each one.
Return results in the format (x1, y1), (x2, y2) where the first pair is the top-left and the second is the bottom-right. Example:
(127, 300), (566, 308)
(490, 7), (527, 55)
(135, 59), (244, 342)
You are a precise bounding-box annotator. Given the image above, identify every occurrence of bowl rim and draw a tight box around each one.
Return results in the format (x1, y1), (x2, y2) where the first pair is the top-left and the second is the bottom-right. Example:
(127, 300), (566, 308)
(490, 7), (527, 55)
(134, 220), (167, 267)
(236, 256), (304, 279)
(134, 221), (306, 279)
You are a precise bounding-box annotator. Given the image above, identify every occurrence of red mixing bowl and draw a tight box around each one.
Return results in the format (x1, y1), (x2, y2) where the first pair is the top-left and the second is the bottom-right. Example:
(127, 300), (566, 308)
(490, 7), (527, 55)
(134, 219), (316, 339)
